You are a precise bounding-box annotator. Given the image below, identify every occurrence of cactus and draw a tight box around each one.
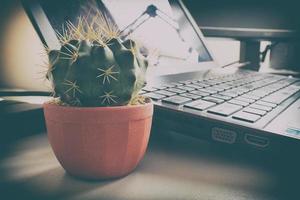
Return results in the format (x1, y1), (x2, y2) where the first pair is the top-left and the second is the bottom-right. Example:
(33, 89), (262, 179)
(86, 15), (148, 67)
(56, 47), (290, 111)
(46, 14), (148, 107)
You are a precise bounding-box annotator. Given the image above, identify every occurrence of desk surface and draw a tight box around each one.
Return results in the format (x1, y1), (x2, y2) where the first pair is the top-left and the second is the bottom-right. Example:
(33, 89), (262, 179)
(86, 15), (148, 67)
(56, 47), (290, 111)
(0, 131), (299, 200)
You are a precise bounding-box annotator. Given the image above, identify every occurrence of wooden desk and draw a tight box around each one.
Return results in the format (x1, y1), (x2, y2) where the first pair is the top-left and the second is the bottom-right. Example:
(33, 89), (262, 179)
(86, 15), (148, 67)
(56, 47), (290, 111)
(0, 131), (299, 200)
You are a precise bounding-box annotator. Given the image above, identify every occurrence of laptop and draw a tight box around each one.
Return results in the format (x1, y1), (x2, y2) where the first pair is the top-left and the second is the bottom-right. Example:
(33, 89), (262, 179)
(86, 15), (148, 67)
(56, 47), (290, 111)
(22, 0), (300, 151)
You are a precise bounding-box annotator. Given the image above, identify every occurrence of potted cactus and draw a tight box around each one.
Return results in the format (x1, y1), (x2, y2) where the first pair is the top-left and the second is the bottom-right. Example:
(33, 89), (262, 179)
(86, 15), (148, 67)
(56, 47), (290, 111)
(43, 14), (153, 179)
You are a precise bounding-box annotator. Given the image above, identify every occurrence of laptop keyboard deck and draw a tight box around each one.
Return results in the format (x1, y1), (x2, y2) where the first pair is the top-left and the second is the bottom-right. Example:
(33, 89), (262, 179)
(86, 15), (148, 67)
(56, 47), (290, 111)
(142, 72), (300, 123)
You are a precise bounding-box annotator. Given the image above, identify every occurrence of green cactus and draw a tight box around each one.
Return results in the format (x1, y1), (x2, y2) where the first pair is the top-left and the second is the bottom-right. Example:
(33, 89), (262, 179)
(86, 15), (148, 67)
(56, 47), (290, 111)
(46, 15), (148, 107)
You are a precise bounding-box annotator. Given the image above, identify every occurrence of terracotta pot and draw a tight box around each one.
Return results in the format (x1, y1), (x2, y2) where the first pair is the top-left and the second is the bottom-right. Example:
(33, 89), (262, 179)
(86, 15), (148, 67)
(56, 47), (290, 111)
(43, 101), (153, 180)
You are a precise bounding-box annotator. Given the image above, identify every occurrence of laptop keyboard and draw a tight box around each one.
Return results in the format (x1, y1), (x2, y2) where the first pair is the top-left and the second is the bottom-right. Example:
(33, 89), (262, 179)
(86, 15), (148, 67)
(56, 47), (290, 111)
(142, 72), (300, 123)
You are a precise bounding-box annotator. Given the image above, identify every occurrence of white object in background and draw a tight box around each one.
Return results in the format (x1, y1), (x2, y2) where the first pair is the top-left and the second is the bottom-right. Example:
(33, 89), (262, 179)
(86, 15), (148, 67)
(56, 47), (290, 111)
(1, 96), (52, 104)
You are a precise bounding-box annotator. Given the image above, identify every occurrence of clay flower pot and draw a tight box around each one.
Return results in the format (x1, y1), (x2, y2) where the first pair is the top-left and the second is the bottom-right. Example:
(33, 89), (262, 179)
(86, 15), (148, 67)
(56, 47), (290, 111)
(43, 101), (153, 180)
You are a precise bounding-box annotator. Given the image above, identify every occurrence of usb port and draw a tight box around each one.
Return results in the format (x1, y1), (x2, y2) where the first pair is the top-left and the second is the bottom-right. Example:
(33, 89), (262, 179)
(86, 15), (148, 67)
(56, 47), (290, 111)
(244, 134), (269, 148)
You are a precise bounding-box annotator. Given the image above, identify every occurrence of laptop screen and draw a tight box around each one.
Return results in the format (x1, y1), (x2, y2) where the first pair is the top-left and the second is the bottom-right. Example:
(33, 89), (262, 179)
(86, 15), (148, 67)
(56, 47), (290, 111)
(102, 0), (213, 66)
(33, 0), (213, 68)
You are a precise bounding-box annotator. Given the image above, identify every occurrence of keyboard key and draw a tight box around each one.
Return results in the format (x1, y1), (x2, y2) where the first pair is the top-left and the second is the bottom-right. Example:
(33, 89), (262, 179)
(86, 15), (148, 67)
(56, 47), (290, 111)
(221, 83), (234, 89)
(153, 85), (167, 90)
(204, 80), (219, 85)
(190, 90), (210, 97)
(202, 96), (225, 104)
(228, 99), (249, 107)
(209, 86), (225, 92)
(184, 100), (216, 111)
(179, 80), (193, 84)
(243, 107), (267, 116)
(193, 82), (209, 88)
(186, 84), (202, 89)
(235, 97), (255, 103)
(144, 92), (166, 100)
(228, 88), (245, 95)
(217, 85), (232, 90)
(166, 88), (186, 94)
(162, 96), (192, 105)
(247, 91), (267, 98)
(170, 82), (184, 87)
(155, 90), (176, 97)
(234, 88), (249, 95)
(249, 104), (272, 112)
(241, 94), (260, 100)
(240, 84), (256, 91)
(219, 91), (239, 98)
(211, 94), (232, 101)
(161, 84), (176, 88)
(142, 87), (157, 92)
(177, 86), (196, 92)
(232, 112), (261, 123)
(180, 93), (202, 100)
(198, 88), (218, 94)
(255, 100), (277, 108)
(208, 103), (242, 116)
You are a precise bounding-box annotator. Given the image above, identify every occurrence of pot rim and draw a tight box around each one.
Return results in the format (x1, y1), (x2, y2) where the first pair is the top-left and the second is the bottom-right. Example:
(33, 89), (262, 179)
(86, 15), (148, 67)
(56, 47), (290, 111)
(43, 98), (152, 111)
(43, 98), (153, 123)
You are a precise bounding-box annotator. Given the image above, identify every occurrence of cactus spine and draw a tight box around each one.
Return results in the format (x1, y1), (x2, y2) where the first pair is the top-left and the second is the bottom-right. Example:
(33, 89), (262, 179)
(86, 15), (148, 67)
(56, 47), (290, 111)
(46, 14), (148, 107)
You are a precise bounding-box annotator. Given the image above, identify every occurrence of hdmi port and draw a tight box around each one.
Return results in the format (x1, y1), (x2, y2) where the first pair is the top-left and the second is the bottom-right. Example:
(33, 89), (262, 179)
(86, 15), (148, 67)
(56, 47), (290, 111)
(245, 134), (269, 148)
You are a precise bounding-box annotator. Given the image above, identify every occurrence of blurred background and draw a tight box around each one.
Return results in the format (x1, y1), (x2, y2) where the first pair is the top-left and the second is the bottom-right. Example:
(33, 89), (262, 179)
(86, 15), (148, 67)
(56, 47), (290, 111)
(0, 0), (49, 91)
(0, 0), (299, 91)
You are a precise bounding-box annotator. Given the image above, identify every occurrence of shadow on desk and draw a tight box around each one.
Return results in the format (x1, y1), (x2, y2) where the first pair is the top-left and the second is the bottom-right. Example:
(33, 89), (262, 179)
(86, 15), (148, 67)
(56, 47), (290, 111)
(0, 130), (300, 200)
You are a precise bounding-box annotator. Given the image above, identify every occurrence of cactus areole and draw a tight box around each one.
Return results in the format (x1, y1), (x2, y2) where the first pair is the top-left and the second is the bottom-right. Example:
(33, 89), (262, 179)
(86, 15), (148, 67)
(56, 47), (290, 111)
(47, 38), (148, 107)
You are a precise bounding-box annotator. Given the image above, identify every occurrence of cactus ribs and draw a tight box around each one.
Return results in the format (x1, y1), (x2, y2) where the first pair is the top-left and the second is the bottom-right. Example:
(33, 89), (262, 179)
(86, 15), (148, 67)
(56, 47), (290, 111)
(45, 13), (148, 107)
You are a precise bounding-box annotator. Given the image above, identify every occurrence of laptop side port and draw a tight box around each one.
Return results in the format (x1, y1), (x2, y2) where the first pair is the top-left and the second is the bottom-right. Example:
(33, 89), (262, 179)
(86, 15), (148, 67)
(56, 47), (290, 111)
(211, 128), (237, 144)
(244, 134), (269, 148)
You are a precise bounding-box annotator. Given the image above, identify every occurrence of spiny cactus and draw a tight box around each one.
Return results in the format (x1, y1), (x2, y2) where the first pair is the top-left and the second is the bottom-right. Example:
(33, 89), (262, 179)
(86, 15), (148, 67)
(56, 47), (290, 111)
(46, 14), (148, 107)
